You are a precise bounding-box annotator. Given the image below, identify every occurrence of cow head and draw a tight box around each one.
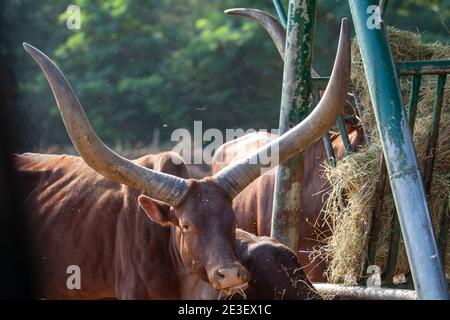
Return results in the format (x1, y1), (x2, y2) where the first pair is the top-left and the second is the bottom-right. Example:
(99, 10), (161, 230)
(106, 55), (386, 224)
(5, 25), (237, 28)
(23, 18), (350, 294)
(137, 179), (248, 292)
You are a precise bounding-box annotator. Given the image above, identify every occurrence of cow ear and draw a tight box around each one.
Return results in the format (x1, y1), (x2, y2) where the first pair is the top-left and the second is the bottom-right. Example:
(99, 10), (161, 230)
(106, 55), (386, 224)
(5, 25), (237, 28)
(138, 195), (174, 227)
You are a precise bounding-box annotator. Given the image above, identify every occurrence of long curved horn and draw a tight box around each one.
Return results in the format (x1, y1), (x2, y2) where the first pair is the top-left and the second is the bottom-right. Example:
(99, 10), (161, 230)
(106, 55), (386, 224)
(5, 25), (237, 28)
(225, 8), (285, 61)
(225, 8), (319, 77)
(214, 18), (350, 198)
(23, 43), (189, 207)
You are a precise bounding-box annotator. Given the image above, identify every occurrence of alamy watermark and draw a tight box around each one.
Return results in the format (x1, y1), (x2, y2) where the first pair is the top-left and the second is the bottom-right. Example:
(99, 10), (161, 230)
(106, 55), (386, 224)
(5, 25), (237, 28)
(170, 121), (279, 174)
(366, 265), (382, 287)
(66, 265), (81, 290)
(366, 5), (383, 30)
(65, 5), (81, 30)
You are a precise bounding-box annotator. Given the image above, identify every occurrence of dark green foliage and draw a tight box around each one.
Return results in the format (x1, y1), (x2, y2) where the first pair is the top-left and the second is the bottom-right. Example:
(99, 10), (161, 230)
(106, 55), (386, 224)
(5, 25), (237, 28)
(2, 0), (448, 150)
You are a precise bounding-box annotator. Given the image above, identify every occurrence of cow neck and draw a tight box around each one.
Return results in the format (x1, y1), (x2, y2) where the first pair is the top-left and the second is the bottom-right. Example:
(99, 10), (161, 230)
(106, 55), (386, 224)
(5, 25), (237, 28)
(169, 224), (213, 299)
(168, 224), (186, 275)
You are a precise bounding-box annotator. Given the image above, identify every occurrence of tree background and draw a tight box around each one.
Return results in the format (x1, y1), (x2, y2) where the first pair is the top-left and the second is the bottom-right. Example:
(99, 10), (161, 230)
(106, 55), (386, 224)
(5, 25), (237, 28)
(1, 0), (448, 152)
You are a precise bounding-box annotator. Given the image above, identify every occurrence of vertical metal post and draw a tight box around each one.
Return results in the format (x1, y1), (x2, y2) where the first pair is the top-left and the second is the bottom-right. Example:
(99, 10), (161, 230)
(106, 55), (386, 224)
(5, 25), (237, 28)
(407, 75), (422, 133)
(271, 0), (317, 252)
(423, 74), (447, 193)
(337, 115), (352, 155)
(273, 0), (288, 28)
(348, 0), (449, 300)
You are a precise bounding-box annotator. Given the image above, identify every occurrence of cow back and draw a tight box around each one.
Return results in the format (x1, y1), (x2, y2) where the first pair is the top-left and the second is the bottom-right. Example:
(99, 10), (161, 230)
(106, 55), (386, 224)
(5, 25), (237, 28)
(13, 151), (188, 299)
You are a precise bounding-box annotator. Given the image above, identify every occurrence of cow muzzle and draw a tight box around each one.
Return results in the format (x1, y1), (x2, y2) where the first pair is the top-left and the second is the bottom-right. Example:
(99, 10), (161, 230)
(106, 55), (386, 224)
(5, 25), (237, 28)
(210, 262), (250, 293)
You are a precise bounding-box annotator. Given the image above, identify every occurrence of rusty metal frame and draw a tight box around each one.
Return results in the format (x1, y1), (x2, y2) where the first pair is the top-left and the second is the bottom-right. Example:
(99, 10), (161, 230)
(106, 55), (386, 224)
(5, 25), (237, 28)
(349, 0), (448, 299)
(367, 62), (449, 289)
(269, 0), (449, 300)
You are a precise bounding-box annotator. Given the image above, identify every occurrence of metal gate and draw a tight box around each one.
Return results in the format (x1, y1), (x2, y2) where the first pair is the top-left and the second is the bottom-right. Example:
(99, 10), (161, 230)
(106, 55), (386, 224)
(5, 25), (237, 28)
(229, 0), (449, 300)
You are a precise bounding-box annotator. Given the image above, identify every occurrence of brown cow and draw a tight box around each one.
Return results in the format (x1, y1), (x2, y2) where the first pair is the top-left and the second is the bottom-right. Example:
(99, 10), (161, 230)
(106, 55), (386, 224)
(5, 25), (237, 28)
(16, 152), (190, 299)
(211, 11), (366, 282)
(20, 17), (349, 299)
(15, 152), (320, 299)
(212, 128), (364, 283)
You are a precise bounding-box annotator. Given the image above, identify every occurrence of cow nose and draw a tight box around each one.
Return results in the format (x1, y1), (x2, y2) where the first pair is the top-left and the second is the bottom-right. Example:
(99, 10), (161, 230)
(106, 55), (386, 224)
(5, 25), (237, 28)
(213, 264), (250, 290)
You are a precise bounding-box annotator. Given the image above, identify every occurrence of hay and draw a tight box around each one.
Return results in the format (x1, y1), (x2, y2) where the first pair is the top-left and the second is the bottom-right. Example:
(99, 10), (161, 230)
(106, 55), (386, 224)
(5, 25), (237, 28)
(317, 27), (450, 285)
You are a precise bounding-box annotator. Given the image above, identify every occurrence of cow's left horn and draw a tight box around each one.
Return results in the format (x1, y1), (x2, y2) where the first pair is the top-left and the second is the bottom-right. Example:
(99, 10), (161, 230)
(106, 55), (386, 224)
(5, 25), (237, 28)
(214, 18), (350, 198)
(225, 8), (286, 61)
(23, 43), (189, 207)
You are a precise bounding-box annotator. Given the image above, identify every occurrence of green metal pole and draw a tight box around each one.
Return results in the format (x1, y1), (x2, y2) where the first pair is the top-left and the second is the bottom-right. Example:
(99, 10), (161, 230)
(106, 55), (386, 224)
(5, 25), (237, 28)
(273, 0), (288, 28)
(271, 0), (317, 252)
(349, 0), (449, 300)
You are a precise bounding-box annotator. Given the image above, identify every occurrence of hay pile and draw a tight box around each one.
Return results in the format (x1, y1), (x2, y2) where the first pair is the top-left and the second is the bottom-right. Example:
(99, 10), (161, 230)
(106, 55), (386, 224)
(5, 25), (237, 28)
(317, 27), (450, 285)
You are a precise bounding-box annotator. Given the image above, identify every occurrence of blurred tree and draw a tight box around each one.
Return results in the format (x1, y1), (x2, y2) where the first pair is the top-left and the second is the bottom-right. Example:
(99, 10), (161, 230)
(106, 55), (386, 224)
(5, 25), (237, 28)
(2, 0), (448, 151)
(315, 0), (449, 74)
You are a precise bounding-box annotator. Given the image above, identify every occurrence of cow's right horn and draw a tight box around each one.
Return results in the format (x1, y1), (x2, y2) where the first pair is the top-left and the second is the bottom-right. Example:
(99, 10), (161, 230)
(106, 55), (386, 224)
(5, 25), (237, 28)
(23, 43), (189, 207)
(214, 18), (350, 198)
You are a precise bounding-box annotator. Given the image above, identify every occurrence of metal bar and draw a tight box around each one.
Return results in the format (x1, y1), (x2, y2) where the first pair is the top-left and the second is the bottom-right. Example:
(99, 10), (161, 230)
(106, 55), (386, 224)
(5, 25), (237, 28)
(273, 0), (288, 28)
(312, 86), (336, 166)
(379, 0), (389, 16)
(423, 74), (447, 193)
(312, 76), (330, 90)
(438, 199), (449, 267)
(404, 273), (415, 290)
(348, 93), (372, 144)
(348, 0), (449, 300)
(384, 210), (401, 286)
(323, 134), (336, 167)
(314, 283), (417, 300)
(337, 115), (352, 155)
(271, 0), (317, 252)
(367, 156), (388, 266)
(311, 86), (321, 113)
(396, 60), (450, 76)
(407, 75), (422, 134)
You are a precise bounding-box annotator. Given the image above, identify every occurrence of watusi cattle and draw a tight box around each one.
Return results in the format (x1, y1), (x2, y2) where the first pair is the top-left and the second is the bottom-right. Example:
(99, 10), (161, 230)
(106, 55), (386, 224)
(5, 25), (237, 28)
(211, 12), (365, 282)
(15, 152), (320, 299)
(212, 128), (365, 282)
(18, 17), (349, 298)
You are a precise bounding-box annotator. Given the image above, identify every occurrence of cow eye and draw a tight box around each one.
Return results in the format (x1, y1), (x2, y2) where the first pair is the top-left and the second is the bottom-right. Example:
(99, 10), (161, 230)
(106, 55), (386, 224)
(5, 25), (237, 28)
(181, 223), (191, 233)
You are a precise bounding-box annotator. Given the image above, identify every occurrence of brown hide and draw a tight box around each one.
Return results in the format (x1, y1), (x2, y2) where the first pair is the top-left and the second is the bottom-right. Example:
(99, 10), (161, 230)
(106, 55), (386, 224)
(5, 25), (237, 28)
(15, 152), (186, 299)
(212, 127), (365, 282)
(18, 31), (351, 298)
(14, 151), (318, 299)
